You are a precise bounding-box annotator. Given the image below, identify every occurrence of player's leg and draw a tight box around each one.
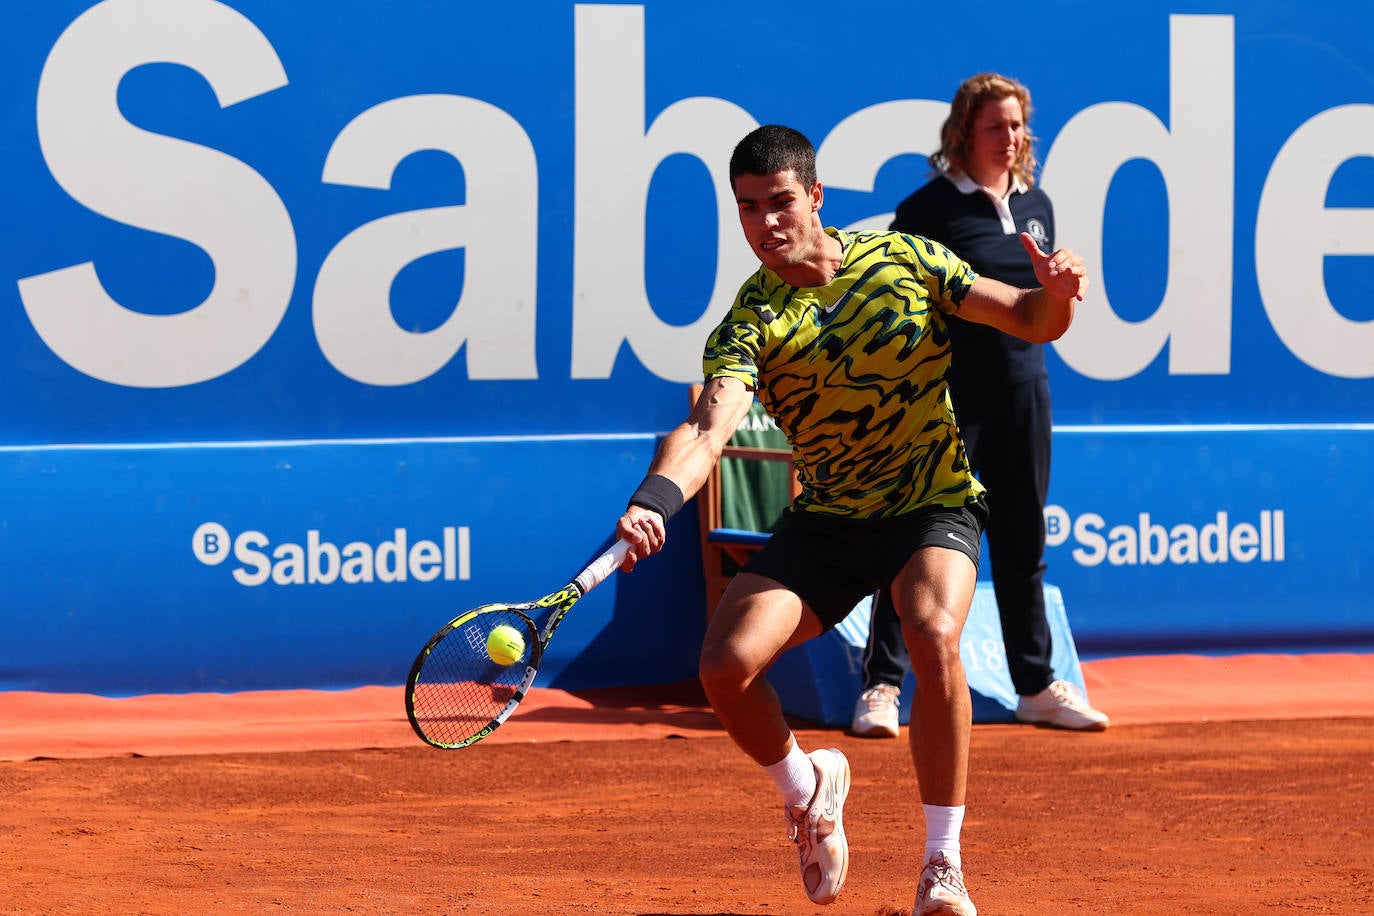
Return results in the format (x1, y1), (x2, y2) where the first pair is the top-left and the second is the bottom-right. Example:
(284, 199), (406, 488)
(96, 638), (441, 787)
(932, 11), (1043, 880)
(703, 509), (871, 759)
(891, 541), (980, 916)
(703, 506), (873, 907)
(698, 571), (820, 765)
(891, 544), (977, 806)
(701, 572), (851, 904)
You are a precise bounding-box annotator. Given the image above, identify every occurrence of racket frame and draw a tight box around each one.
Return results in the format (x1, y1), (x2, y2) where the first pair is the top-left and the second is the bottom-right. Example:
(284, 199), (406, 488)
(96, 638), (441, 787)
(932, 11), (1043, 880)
(404, 540), (629, 749)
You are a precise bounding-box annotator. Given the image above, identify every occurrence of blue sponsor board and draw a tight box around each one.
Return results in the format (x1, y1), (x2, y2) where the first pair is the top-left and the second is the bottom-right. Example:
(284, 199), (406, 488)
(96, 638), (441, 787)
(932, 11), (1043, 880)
(3, 1), (1370, 437)
(1047, 426), (1374, 653)
(0, 1), (1370, 693)
(0, 437), (705, 694)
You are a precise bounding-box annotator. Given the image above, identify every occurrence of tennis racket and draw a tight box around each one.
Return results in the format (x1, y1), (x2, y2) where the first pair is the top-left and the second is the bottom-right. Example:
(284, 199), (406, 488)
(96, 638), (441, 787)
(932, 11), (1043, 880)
(405, 539), (631, 749)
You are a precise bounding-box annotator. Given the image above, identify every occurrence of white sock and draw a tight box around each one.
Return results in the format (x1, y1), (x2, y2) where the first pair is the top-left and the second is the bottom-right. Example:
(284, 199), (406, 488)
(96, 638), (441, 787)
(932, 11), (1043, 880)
(923, 804), (965, 867)
(763, 738), (816, 807)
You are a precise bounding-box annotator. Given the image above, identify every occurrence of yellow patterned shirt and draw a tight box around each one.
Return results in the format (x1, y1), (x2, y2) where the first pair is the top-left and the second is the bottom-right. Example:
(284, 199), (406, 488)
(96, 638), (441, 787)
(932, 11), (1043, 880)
(703, 228), (986, 517)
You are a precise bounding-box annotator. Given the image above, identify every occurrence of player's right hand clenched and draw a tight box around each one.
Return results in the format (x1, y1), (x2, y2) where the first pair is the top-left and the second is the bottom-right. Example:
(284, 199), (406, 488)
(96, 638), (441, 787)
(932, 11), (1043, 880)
(616, 506), (666, 571)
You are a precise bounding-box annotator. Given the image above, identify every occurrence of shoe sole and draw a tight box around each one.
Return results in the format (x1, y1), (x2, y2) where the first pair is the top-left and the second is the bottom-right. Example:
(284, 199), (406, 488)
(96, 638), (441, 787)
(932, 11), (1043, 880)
(847, 724), (899, 738)
(827, 750), (851, 904)
(1013, 712), (1109, 732)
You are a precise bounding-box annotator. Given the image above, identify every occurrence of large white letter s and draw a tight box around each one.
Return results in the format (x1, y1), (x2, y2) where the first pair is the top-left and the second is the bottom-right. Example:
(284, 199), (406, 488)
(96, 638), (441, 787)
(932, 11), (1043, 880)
(17, 0), (295, 388)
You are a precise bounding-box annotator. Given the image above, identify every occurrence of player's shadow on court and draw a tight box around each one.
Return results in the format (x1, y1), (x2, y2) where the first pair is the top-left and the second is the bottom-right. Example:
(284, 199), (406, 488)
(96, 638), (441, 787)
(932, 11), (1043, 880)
(510, 680), (726, 736)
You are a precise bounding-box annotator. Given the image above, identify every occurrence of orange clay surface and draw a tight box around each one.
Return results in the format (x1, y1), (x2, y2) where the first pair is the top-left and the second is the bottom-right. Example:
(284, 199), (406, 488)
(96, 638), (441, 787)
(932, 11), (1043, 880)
(2, 652), (1372, 914)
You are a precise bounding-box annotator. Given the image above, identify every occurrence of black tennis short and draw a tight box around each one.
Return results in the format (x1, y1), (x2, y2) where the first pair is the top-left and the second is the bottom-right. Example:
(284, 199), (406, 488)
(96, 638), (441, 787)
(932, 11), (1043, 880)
(741, 498), (988, 631)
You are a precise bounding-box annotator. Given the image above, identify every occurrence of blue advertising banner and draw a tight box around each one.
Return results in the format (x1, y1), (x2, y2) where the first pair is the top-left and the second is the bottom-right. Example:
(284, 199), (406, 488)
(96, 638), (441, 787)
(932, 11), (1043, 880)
(3, 1), (1371, 439)
(0, 436), (706, 694)
(1046, 426), (1373, 653)
(1, 1), (1370, 694)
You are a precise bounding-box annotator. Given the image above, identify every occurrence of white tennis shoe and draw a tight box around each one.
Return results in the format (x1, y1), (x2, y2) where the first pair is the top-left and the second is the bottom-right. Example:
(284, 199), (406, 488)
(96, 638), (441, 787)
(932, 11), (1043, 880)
(1014, 679), (1110, 731)
(850, 683), (901, 738)
(783, 748), (850, 905)
(915, 851), (977, 915)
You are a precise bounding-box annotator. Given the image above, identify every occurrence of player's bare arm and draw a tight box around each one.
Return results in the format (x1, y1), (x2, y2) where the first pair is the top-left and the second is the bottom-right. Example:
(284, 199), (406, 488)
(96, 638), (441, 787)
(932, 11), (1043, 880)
(957, 231), (1087, 343)
(617, 376), (754, 569)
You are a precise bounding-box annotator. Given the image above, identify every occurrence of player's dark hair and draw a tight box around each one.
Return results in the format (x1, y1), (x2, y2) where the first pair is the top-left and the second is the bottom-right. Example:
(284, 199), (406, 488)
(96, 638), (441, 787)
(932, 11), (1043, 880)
(729, 124), (818, 191)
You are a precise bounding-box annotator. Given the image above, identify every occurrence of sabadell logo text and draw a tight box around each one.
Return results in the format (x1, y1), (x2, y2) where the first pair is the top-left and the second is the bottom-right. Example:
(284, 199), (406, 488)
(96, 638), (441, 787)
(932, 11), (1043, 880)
(192, 522), (470, 587)
(1044, 507), (1285, 568)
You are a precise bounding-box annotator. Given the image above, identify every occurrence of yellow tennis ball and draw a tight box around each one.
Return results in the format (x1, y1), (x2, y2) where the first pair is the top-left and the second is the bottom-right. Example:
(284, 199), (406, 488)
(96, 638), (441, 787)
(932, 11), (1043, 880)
(486, 624), (526, 666)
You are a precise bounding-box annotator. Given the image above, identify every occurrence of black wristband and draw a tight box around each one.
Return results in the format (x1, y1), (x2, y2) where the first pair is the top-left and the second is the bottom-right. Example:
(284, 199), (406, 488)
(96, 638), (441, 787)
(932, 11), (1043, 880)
(628, 474), (684, 521)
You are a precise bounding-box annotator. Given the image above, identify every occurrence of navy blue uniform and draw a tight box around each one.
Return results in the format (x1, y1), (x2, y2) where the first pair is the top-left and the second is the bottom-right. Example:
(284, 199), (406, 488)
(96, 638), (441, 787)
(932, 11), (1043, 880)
(863, 172), (1057, 697)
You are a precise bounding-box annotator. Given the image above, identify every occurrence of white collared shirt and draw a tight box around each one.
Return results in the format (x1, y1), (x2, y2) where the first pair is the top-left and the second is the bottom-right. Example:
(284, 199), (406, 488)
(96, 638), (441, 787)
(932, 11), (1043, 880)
(945, 169), (1028, 235)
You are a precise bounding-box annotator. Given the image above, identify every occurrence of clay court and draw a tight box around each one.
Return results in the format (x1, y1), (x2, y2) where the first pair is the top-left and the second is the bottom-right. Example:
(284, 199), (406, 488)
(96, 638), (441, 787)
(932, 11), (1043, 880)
(3, 653), (1373, 915)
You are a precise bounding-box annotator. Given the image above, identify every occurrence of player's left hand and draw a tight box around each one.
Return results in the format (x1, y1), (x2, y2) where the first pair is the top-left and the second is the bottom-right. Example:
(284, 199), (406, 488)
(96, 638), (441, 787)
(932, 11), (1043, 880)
(1021, 232), (1088, 302)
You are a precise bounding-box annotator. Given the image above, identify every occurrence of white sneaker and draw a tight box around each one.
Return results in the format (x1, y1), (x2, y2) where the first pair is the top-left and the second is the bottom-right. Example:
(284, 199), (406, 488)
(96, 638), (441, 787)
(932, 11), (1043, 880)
(1015, 679), (1110, 731)
(849, 683), (900, 738)
(783, 748), (850, 905)
(915, 851), (977, 915)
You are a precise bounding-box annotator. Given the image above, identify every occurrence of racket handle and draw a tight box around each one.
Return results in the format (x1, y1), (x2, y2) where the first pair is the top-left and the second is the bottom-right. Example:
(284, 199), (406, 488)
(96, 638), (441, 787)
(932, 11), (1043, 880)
(573, 539), (631, 594)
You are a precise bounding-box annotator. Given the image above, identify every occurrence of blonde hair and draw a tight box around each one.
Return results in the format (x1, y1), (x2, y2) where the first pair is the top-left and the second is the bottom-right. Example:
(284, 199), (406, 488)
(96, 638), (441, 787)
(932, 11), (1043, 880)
(929, 72), (1039, 189)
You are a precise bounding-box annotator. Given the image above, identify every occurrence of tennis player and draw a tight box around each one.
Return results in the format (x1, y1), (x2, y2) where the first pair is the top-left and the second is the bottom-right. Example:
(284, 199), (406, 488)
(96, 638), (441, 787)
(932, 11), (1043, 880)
(613, 124), (1086, 914)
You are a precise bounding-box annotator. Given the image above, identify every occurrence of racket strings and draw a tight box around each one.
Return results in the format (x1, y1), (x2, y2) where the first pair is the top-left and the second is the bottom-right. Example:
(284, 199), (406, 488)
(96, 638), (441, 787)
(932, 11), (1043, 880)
(408, 609), (538, 747)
